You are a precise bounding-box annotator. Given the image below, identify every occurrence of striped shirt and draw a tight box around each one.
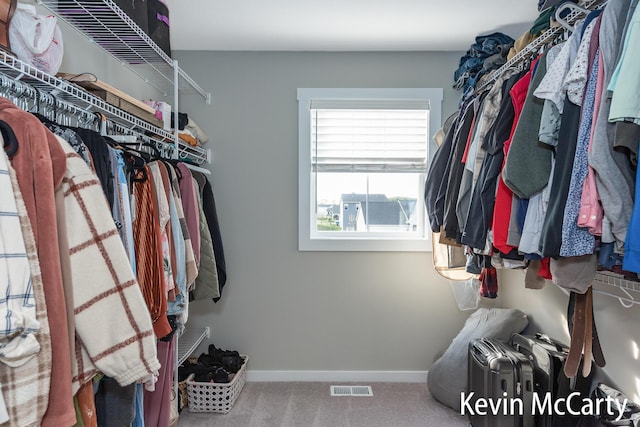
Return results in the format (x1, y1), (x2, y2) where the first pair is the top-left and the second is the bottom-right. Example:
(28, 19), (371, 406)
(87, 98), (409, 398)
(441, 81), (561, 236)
(0, 144), (52, 427)
(0, 146), (40, 350)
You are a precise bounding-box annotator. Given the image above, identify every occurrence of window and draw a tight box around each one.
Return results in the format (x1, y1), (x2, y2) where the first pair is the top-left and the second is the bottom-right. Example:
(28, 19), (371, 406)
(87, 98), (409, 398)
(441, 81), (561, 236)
(298, 88), (443, 251)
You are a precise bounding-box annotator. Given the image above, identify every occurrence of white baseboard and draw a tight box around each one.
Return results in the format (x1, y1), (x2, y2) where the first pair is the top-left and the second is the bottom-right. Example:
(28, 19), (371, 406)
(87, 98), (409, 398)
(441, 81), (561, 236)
(246, 370), (428, 383)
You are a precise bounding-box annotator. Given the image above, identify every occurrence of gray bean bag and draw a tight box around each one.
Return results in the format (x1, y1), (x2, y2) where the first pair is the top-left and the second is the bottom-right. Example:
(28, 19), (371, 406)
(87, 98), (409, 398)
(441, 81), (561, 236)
(427, 307), (529, 412)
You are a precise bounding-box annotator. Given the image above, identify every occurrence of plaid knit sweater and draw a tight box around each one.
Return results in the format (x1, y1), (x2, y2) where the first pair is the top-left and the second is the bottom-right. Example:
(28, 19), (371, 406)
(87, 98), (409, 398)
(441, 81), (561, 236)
(55, 136), (160, 392)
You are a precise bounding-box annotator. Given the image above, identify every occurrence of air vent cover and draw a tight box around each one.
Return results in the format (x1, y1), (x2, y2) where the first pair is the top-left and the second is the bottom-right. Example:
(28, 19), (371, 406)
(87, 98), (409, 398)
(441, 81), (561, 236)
(330, 385), (373, 396)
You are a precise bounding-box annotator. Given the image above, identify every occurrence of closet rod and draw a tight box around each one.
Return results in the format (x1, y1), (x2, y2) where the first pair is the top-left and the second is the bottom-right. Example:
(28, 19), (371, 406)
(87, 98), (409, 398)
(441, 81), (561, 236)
(0, 74), (100, 126)
(476, 0), (606, 93)
(0, 50), (209, 165)
(182, 163), (211, 176)
(0, 73), (210, 166)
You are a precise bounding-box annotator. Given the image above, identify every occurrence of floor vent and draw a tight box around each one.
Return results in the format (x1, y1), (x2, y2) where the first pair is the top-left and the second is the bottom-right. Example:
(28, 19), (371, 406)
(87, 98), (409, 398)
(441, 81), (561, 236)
(330, 385), (373, 396)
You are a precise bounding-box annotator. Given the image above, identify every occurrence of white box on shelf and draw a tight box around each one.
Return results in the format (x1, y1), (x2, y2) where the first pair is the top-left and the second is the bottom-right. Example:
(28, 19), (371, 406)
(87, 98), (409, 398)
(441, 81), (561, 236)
(143, 100), (172, 130)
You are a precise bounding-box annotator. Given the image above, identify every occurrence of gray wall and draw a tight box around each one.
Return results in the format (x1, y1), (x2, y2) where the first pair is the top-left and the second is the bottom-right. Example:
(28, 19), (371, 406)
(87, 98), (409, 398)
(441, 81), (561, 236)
(175, 51), (472, 375)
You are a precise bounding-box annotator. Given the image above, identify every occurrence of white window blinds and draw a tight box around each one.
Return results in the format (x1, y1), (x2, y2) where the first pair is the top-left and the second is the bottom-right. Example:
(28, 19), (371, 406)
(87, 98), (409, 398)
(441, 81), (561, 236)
(310, 99), (430, 173)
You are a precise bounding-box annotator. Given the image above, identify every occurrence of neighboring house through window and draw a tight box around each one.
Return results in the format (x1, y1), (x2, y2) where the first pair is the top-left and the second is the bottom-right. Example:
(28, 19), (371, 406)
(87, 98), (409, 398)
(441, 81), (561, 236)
(297, 88), (443, 251)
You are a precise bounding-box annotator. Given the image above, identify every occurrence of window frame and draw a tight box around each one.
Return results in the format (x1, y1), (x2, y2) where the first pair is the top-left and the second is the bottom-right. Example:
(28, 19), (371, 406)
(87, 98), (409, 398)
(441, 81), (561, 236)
(297, 88), (443, 252)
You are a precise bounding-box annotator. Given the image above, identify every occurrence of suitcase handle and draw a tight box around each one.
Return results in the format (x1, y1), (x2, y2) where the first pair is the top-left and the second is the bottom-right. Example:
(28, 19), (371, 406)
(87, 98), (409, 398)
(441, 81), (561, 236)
(535, 333), (567, 352)
(471, 340), (492, 364)
(470, 339), (505, 365)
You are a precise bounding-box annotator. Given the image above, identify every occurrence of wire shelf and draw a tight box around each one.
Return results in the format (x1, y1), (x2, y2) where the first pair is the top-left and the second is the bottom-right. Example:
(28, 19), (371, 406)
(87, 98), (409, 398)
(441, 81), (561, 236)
(0, 50), (209, 165)
(593, 271), (640, 294)
(177, 327), (210, 366)
(592, 271), (640, 308)
(38, 0), (210, 101)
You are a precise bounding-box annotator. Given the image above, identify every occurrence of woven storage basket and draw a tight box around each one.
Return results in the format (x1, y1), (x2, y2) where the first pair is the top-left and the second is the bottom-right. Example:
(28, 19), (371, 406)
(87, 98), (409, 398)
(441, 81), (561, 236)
(186, 355), (248, 414)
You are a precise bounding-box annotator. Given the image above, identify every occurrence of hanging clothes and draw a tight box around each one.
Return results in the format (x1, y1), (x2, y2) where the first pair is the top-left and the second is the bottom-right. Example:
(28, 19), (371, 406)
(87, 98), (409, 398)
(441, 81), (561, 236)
(0, 143), (52, 427)
(167, 162), (198, 288)
(0, 97), (76, 427)
(459, 68), (516, 248)
(577, 47), (605, 237)
(589, 0), (635, 250)
(133, 164), (173, 339)
(0, 136), (39, 425)
(191, 171), (220, 301)
(608, 2), (640, 126)
(539, 12), (601, 258)
(194, 172), (227, 301)
(425, 104), (464, 235)
(559, 21), (602, 258)
(0, 128), (40, 367)
(492, 62), (535, 255)
(517, 44), (563, 257)
(73, 128), (115, 209)
(143, 337), (175, 427)
(462, 71), (522, 250)
(443, 99), (479, 243)
(502, 51), (552, 199)
(57, 135), (160, 390)
(423, 2), (640, 353)
(177, 163), (201, 267)
(95, 377), (136, 427)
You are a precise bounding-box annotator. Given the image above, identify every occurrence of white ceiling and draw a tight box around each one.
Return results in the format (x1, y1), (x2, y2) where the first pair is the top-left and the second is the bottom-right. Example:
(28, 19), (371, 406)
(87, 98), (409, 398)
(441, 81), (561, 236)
(166, 1), (541, 52)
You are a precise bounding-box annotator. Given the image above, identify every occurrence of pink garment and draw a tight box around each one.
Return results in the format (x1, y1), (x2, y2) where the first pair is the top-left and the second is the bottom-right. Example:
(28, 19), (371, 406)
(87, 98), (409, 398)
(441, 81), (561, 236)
(177, 163), (201, 265)
(144, 337), (174, 427)
(578, 49), (605, 235)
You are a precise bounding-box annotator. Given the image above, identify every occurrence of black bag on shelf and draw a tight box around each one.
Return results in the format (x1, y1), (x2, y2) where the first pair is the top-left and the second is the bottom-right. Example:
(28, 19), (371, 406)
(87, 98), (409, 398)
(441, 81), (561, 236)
(113, 0), (148, 34)
(146, 0), (171, 57)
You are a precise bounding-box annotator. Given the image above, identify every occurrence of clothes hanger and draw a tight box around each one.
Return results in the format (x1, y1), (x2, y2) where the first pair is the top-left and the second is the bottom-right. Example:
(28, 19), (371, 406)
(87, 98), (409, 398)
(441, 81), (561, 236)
(161, 158), (182, 181)
(76, 110), (97, 130)
(14, 82), (30, 112)
(32, 86), (42, 116)
(118, 137), (163, 164)
(30, 86), (57, 125)
(120, 148), (149, 182)
(554, 1), (589, 33)
(47, 93), (59, 125)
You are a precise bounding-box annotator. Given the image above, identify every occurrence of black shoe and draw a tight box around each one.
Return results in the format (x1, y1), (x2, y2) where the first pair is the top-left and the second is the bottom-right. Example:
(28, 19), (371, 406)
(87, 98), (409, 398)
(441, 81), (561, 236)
(212, 367), (230, 383)
(221, 354), (243, 373)
(197, 353), (216, 368)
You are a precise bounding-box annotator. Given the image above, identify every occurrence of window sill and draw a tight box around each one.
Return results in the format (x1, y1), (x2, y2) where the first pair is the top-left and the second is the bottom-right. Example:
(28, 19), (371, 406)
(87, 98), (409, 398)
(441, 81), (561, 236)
(298, 237), (431, 252)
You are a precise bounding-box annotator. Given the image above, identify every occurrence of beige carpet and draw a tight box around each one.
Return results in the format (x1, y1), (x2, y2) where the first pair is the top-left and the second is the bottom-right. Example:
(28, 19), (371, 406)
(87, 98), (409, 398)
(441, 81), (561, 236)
(178, 382), (470, 427)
